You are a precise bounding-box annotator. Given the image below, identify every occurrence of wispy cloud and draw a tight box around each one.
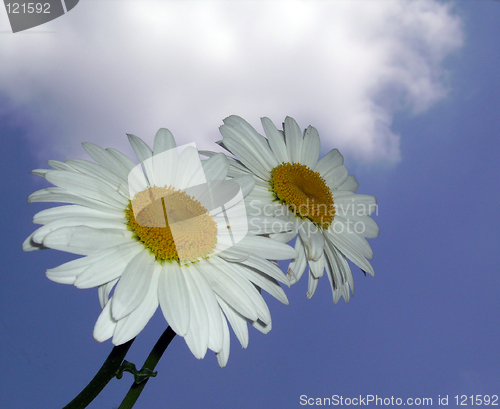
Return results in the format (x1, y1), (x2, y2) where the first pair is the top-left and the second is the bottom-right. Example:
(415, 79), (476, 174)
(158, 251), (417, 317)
(0, 0), (463, 163)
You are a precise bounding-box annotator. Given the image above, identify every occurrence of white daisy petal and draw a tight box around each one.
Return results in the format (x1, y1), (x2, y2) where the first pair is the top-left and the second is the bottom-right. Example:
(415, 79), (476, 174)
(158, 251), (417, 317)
(28, 188), (125, 214)
(261, 117), (289, 163)
(324, 242), (353, 303)
(324, 256), (342, 304)
(64, 160), (129, 199)
(314, 148), (344, 175)
(269, 229), (298, 243)
(22, 232), (47, 252)
(182, 268), (209, 359)
(231, 175), (256, 198)
(341, 254), (355, 296)
(75, 242), (143, 289)
(28, 187), (111, 214)
(247, 183), (274, 200)
(174, 146), (205, 188)
(153, 128), (176, 155)
(228, 157), (252, 174)
(332, 190), (357, 200)
(325, 230), (374, 276)
(46, 247), (123, 284)
(45, 264), (82, 284)
(216, 295), (249, 348)
(127, 133), (152, 167)
(300, 126), (321, 169)
(31, 169), (49, 177)
(306, 274), (319, 299)
(216, 308), (231, 368)
(33, 205), (124, 225)
(106, 147), (137, 179)
(245, 200), (281, 220)
(284, 116), (303, 164)
(251, 317), (272, 334)
(235, 265), (289, 305)
(47, 160), (74, 172)
(112, 266), (160, 345)
(246, 216), (294, 235)
(231, 169), (268, 188)
(287, 237), (308, 285)
(127, 133), (156, 186)
(187, 266), (224, 355)
(82, 143), (131, 180)
(152, 144), (177, 187)
(217, 134), (270, 180)
(337, 175), (359, 193)
(227, 263), (271, 325)
(324, 165), (349, 190)
(65, 158), (128, 185)
(335, 194), (377, 216)
(331, 216), (374, 259)
(345, 215), (379, 238)
(202, 153), (229, 181)
(158, 262), (190, 337)
(219, 248), (289, 286)
(93, 300), (116, 343)
(341, 280), (351, 302)
(308, 253), (325, 279)
(32, 217), (126, 244)
(223, 115), (279, 170)
(298, 221), (325, 261)
(98, 278), (118, 309)
(201, 258), (259, 322)
(44, 171), (128, 208)
(201, 150), (250, 176)
(198, 149), (218, 159)
(43, 226), (132, 256)
(220, 129), (273, 174)
(111, 249), (155, 320)
(232, 236), (298, 260)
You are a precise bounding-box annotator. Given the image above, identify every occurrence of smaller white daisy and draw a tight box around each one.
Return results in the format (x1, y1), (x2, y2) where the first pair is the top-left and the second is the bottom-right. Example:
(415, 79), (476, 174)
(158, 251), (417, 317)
(24, 129), (297, 367)
(211, 115), (379, 304)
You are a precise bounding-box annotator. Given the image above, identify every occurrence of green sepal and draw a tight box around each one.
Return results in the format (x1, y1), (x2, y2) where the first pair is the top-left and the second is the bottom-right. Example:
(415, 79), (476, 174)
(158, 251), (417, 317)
(115, 360), (157, 384)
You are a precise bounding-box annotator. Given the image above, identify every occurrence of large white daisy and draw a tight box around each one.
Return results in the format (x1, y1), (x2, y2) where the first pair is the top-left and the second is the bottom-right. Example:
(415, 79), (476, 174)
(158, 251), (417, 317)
(212, 115), (379, 304)
(23, 129), (297, 367)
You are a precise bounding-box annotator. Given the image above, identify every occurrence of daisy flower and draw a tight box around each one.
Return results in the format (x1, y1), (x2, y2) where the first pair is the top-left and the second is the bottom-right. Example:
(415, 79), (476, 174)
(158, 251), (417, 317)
(23, 129), (296, 367)
(214, 115), (379, 304)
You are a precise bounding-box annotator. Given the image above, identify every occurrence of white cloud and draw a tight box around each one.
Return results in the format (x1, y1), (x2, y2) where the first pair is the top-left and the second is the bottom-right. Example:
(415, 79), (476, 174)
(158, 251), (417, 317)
(0, 0), (463, 164)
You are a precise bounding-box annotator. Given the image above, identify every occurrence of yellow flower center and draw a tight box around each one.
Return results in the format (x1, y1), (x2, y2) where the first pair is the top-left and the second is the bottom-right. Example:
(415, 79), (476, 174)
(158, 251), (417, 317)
(269, 163), (335, 228)
(125, 185), (218, 264)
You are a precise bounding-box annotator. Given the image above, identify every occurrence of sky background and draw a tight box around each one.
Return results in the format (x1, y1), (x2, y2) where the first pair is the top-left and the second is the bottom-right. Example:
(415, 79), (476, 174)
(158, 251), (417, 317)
(1, 1), (499, 408)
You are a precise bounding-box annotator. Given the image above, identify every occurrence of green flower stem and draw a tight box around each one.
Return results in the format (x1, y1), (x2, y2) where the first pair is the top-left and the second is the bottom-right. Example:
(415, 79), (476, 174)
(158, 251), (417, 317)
(118, 327), (176, 409)
(63, 338), (135, 409)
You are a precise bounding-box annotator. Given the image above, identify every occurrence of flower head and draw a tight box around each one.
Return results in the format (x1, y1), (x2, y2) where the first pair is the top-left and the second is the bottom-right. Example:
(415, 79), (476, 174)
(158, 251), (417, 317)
(24, 129), (296, 367)
(215, 115), (379, 304)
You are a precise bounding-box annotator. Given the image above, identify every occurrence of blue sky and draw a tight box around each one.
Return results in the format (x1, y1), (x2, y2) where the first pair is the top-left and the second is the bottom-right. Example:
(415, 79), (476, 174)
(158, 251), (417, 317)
(1, 1), (499, 408)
